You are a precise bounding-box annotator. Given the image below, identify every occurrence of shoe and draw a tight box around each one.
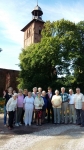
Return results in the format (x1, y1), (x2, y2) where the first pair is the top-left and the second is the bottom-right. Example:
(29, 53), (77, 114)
(19, 123), (22, 126)
(4, 124), (6, 127)
(39, 124), (42, 126)
(15, 123), (19, 127)
(80, 125), (84, 127)
(65, 123), (68, 125)
(57, 123), (60, 125)
(8, 127), (12, 130)
(61, 122), (64, 124)
(54, 123), (57, 125)
(77, 123), (81, 125)
(73, 122), (76, 125)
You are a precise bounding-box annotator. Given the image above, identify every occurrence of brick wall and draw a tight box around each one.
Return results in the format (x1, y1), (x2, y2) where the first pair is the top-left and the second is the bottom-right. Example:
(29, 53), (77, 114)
(0, 68), (19, 96)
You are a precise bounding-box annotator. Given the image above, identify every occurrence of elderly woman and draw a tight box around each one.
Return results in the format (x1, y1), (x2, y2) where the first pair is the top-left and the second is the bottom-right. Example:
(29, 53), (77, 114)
(34, 92), (44, 126)
(15, 89), (24, 126)
(51, 90), (62, 124)
(6, 93), (18, 129)
(23, 92), (34, 126)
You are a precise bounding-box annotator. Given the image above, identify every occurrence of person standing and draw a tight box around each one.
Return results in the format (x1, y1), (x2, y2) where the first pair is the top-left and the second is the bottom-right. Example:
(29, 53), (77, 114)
(23, 92), (34, 126)
(68, 89), (76, 124)
(15, 89), (24, 126)
(20, 89), (28, 124)
(6, 93), (18, 129)
(51, 90), (62, 124)
(3, 87), (13, 126)
(42, 91), (48, 123)
(74, 88), (84, 125)
(32, 87), (38, 99)
(60, 87), (69, 124)
(32, 87), (38, 123)
(80, 95), (84, 127)
(34, 92), (44, 126)
(46, 87), (54, 123)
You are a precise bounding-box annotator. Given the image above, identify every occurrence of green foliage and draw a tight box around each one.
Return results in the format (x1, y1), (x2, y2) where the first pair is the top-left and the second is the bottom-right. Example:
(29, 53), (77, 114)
(18, 19), (84, 91)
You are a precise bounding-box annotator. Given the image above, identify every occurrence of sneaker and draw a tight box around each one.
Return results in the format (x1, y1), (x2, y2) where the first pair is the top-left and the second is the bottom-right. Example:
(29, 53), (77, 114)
(4, 124), (7, 127)
(15, 123), (19, 127)
(19, 123), (22, 126)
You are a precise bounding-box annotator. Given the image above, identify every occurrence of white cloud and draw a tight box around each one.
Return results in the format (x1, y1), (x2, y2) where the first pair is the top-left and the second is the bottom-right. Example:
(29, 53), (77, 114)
(0, 0), (84, 70)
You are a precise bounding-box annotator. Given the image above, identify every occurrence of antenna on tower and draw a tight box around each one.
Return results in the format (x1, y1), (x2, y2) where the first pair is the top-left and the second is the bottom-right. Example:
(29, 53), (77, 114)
(37, 0), (38, 5)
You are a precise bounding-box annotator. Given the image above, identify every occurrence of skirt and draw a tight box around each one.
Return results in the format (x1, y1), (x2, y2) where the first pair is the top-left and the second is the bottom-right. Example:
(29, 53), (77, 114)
(35, 109), (42, 119)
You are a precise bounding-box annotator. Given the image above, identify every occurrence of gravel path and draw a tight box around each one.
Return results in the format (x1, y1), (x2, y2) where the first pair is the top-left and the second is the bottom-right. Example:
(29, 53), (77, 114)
(0, 125), (83, 150)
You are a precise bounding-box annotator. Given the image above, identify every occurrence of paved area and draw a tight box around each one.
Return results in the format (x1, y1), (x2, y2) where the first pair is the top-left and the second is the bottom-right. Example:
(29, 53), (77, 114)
(0, 114), (84, 150)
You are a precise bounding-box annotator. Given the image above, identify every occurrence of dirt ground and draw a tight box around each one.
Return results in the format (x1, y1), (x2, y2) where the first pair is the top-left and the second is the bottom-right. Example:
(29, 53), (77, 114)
(26, 128), (84, 150)
(0, 114), (84, 150)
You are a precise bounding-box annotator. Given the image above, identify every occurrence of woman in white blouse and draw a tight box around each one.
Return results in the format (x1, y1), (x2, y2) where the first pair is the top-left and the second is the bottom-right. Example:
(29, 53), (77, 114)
(23, 92), (34, 126)
(6, 93), (18, 129)
(34, 92), (44, 126)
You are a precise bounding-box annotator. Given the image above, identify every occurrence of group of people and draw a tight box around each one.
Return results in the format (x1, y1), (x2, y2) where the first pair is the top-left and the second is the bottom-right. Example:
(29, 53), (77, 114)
(3, 86), (84, 130)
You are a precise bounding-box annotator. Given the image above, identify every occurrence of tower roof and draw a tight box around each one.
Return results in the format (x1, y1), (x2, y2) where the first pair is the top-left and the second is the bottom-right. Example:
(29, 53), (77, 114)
(21, 19), (44, 32)
(32, 5), (43, 16)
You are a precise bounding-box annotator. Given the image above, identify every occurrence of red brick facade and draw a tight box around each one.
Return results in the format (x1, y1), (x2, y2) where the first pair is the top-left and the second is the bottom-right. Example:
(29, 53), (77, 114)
(0, 68), (19, 96)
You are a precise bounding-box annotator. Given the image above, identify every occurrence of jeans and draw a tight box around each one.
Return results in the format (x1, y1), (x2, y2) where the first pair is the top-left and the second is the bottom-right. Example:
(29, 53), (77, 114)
(76, 109), (82, 124)
(4, 106), (7, 125)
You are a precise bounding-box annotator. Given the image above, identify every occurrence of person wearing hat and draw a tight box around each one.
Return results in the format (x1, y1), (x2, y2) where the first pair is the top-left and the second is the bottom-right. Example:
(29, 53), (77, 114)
(6, 93), (18, 129)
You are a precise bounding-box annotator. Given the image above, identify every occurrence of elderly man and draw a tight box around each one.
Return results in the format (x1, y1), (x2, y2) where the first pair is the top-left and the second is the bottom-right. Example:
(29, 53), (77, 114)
(60, 87), (69, 124)
(69, 89), (76, 124)
(74, 88), (84, 126)
(46, 87), (54, 123)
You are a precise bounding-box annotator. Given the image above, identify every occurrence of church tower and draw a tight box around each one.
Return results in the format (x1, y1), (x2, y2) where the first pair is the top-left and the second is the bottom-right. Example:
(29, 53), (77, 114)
(21, 4), (44, 48)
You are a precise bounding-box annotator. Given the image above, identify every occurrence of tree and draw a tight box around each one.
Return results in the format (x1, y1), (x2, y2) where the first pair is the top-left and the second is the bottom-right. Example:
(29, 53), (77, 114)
(18, 19), (84, 91)
(72, 21), (84, 92)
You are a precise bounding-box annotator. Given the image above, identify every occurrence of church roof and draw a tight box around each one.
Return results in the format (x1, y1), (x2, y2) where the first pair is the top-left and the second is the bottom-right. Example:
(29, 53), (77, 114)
(21, 18), (45, 32)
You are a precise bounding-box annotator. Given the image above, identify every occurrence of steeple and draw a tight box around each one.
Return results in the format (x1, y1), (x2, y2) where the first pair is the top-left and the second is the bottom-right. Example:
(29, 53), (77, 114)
(31, 3), (43, 20)
(21, 2), (44, 48)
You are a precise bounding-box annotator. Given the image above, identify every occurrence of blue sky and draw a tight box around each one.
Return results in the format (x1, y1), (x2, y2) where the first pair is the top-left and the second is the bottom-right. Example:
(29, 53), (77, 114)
(0, 0), (84, 70)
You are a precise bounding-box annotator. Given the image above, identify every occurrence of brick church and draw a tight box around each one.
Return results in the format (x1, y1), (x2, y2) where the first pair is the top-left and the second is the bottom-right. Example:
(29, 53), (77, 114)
(21, 4), (44, 48)
(0, 4), (44, 96)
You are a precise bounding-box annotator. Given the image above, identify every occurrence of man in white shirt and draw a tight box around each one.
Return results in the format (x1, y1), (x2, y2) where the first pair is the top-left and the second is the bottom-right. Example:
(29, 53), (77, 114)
(69, 89), (76, 124)
(74, 88), (84, 125)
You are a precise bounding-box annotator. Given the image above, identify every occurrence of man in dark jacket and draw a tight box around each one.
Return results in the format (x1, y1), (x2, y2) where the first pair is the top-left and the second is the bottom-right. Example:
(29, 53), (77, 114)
(46, 87), (54, 123)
